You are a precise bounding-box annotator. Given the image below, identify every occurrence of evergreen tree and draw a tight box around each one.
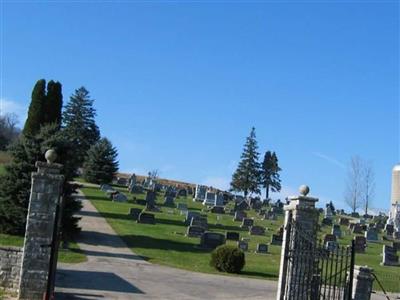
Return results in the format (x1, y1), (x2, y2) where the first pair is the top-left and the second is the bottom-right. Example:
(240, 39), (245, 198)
(261, 151), (281, 199)
(230, 127), (261, 197)
(83, 138), (119, 184)
(23, 79), (63, 136)
(63, 87), (100, 169)
(23, 79), (46, 136)
(44, 80), (63, 128)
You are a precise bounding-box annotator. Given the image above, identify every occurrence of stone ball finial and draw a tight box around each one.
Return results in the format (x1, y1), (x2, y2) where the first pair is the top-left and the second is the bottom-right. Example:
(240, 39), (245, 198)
(45, 149), (57, 164)
(299, 185), (310, 196)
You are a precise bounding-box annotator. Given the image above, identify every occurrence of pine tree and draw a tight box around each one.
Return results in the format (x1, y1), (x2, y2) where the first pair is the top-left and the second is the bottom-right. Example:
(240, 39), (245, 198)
(63, 87), (100, 169)
(261, 151), (282, 199)
(44, 80), (63, 128)
(83, 138), (119, 184)
(23, 79), (46, 136)
(230, 127), (261, 197)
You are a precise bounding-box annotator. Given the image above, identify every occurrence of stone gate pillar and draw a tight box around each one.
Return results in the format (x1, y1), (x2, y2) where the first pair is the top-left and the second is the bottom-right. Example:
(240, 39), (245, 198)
(18, 149), (64, 300)
(276, 185), (320, 300)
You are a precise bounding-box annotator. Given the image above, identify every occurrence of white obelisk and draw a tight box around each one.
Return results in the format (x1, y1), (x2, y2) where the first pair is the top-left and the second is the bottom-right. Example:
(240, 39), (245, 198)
(388, 164), (400, 231)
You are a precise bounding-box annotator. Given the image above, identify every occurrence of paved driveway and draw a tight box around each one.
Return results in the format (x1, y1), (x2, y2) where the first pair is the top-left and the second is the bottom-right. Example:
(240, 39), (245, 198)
(55, 190), (276, 299)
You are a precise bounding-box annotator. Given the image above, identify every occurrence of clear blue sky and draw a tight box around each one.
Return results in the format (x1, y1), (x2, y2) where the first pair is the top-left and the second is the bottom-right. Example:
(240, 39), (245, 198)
(1, 1), (398, 212)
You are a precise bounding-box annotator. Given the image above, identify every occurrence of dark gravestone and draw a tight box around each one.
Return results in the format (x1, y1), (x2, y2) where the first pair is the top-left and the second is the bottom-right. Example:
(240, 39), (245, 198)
(237, 240), (248, 251)
(190, 216), (208, 229)
(137, 212), (155, 224)
(339, 218), (350, 226)
(332, 224), (342, 239)
(177, 203), (188, 211)
(235, 201), (249, 212)
(324, 234), (337, 244)
(241, 218), (254, 229)
(394, 231), (400, 240)
(226, 231), (240, 241)
(325, 241), (339, 252)
(385, 224), (394, 236)
(185, 211), (200, 225)
(249, 226), (265, 236)
(187, 226), (205, 238)
(178, 189), (187, 197)
(264, 211), (277, 221)
(145, 190), (157, 210)
(392, 241), (400, 252)
(200, 232), (226, 249)
(130, 184), (143, 194)
(354, 236), (366, 253)
(352, 224), (364, 234)
(321, 217), (333, 226)
(163, 196), (175, 207)
(271, 234), (283, 245)
(256, 243), (268, 254)
(233, 211), (247, 222)
(381, 245), (399, 266)
(258, 209), (266, 216)
(211, 206), (225, 214)
(128, 208), (142, 220)
(113, 193), (128, 202)
(136, 199), (147, 206)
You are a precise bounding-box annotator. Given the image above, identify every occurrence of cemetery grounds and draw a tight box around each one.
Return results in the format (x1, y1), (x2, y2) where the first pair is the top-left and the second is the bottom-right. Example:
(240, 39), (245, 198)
(80, 183), (400, 293)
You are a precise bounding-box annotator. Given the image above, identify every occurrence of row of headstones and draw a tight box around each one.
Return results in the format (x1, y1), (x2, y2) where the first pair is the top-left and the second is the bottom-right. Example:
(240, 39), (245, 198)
(100, 184), (128, 202)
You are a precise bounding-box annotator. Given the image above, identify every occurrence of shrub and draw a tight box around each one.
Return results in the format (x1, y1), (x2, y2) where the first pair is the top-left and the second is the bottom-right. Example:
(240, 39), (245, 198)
(210, 245), (245, 273)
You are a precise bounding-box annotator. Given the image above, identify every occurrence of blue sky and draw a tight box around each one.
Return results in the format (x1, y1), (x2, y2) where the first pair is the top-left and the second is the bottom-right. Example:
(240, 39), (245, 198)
(1, 1), (398, 212)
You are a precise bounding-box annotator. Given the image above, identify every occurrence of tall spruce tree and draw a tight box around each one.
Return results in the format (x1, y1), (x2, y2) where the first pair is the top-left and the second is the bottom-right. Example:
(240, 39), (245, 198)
(230, 127), (261, 197)
(83, 138), (119, 184)
(63, 87), (100, 169)
(261, 151), (282, 199)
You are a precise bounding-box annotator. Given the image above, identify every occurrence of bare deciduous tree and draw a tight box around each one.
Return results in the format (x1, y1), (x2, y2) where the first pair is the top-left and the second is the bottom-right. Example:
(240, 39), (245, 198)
(0, 113), (20, 150)
(362, 161), (375, 216)
(344, 156), (363, 213)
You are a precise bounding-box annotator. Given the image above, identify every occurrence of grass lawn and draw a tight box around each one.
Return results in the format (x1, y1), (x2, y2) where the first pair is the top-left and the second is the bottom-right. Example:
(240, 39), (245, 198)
(82, 185), (400, 293)
(0, 233), (86, 264)
(0, 164), (5, 176)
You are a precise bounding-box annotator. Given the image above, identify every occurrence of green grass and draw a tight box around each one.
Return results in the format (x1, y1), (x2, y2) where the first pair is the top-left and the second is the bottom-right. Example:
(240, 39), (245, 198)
(0, 164), (5, 176)
(82, 185), (400, 292)
(0, 234), (86, 264)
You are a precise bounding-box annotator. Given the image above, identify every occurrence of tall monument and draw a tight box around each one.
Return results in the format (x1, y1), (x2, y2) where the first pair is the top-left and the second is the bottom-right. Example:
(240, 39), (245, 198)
(387, 164), (400, 231)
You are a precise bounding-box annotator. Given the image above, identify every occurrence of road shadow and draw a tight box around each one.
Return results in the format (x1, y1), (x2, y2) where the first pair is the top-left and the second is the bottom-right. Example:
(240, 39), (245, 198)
(56, 292), (105, 299)
(240, 270), (279, 279)
(67, 246), (149, 261)
(56, 269), (144, 294)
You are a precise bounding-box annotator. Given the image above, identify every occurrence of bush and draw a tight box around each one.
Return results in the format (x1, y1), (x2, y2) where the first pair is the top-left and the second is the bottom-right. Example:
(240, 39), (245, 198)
(210, 245), (245, 273)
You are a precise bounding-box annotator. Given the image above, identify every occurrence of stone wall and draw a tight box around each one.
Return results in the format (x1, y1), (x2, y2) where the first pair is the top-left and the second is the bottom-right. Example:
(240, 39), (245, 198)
(0, 246), (22, 291)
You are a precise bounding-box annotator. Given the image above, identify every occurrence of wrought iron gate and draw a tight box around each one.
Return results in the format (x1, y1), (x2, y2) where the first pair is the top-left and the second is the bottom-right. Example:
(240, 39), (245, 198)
(280, 218), (355, 300)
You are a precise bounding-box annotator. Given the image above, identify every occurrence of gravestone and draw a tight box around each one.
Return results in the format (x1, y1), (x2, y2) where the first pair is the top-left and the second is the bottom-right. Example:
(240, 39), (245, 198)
(215, 192), (224, 206)
(271, 234), (283, 245)
(145, 190), (157, 210)
(392, 241), (400, 251)
(185, 211), (200, 225)
(352, 224), (364, 234)
(177, 203), (188, 211)
(324, 234), (337, 244)
(128, 208), (142, 220)
(249, 226), (265, 236)
(226, 231), (240, 241)
(211, 206), (225, 214)
(321, 217), (333, 226)
(129, 184), (143, 194)
(187, 226), (205, 238)
(339, 218), (350, 226)
(100, 184), (112, 191)
(113, 193), (128, 202)
(194, 184), (207, 202)
(200, 232), (226, 249)
(233, 210), (247, 222)
(384, 224), (394, 236)
(190, 216), (208, 229)
(204, 192), (216, 206)
(354, 236), (366, 253)
(241, 218), (254, 229)
(264, 211), (277, 221)
(332, 224), (342, 239)
(178, 189), (187, 197)
(237, 240), (248, 251)
(381, 245), (399, 266)
(271, 206), (284, 215)
(325, 241), (339, 252)
(325, 204), (333, 219)
(393, 231), (400, 240)
(138, 212), (155, 224)
(136, 199), (147, 206)
(163, 196), (175, 207)
(256, 243), (268, 254)
(365, 228), (378, 242)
